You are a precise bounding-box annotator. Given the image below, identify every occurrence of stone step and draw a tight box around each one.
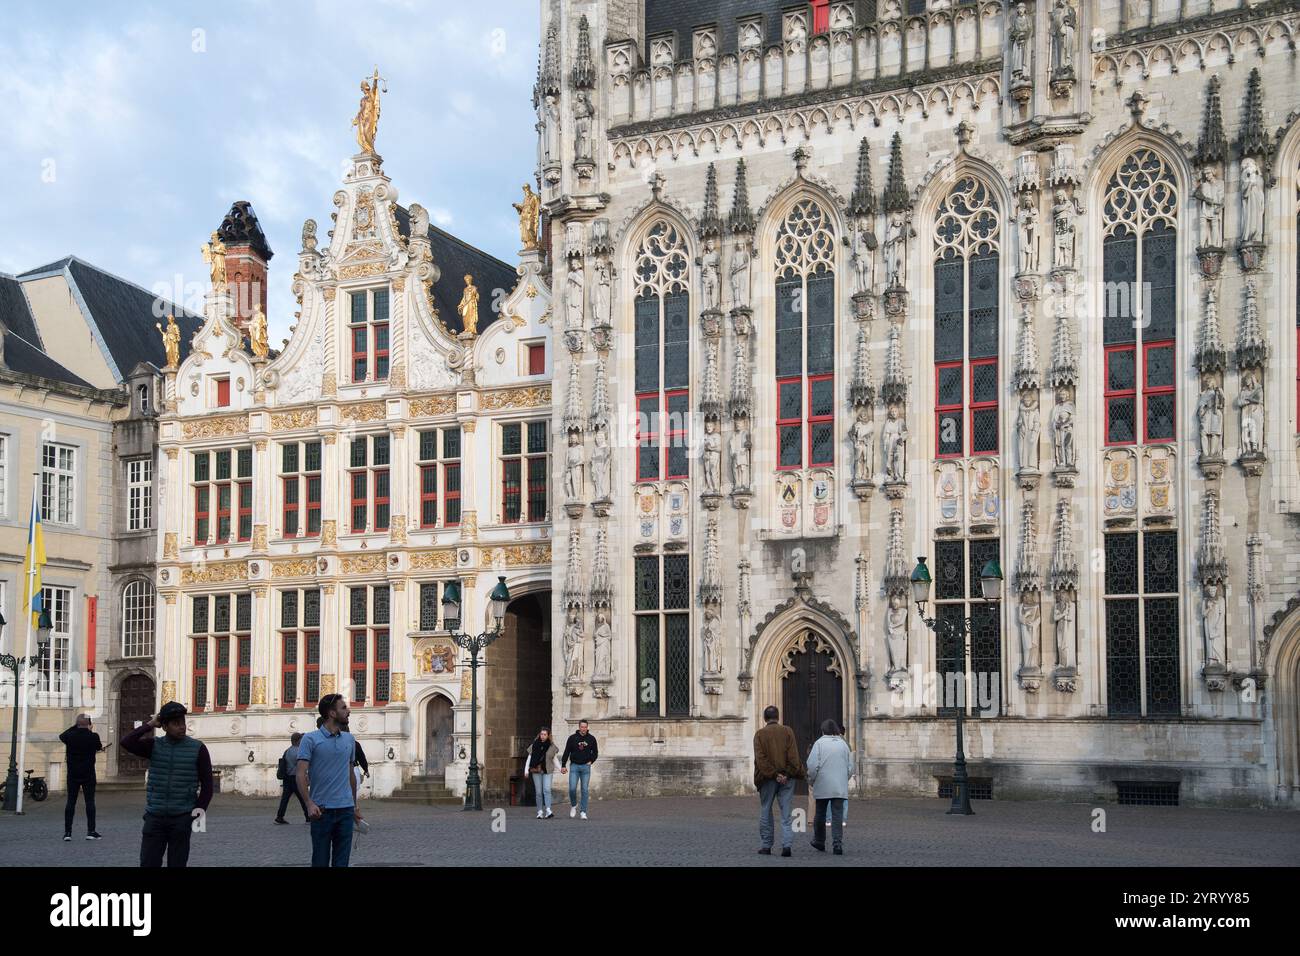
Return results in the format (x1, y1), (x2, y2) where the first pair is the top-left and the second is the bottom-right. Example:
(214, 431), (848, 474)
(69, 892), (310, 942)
(385, 794), (462, 806)
(94, 778), (147, 792)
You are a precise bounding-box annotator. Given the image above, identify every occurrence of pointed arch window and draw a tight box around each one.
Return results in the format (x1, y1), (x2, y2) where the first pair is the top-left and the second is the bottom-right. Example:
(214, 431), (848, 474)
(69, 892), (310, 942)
(774, 198), (837, 470)
(633, 221), (691, 481)
(1102, 148), (1178, 446)
(933, 177), (1001, 458)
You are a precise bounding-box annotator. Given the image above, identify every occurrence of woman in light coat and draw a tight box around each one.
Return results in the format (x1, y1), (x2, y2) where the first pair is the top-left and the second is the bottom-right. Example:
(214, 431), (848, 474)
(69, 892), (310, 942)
(524, 728), (560, 819)
(806, 719), (853, 854)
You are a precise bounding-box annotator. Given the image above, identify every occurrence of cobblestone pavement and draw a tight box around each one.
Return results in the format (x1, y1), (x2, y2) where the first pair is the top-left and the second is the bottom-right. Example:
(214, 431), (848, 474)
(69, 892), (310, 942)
(2, 791), (1298, 867)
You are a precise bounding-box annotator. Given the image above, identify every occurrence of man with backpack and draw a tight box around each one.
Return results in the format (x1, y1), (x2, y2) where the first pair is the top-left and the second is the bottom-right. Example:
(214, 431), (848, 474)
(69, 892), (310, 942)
(274, 732), (308, 824)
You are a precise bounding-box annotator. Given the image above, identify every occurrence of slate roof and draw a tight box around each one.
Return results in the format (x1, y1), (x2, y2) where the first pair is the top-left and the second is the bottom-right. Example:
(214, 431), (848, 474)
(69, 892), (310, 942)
(0, 273), (94, 388)
(0, 271), (42, 345)
(645, 0), (788, 61)
(392, 205), (518, 334)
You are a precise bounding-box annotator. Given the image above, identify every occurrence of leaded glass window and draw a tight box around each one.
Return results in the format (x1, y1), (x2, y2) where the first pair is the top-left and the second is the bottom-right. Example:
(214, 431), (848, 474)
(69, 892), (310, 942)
(933, 177), (1001, 459)
(634, 554), (690, 717)
(774, 198), (837, 470)
(1101, 148), (1178, 445)
(1104, 531), (1180, 716)
(932, 538), (1002, 716)
(632, 221), (691, 481)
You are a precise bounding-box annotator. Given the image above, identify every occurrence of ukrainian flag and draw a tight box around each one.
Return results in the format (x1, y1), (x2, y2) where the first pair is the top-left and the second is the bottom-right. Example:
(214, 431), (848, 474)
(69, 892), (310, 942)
(25, 493), (46, 628)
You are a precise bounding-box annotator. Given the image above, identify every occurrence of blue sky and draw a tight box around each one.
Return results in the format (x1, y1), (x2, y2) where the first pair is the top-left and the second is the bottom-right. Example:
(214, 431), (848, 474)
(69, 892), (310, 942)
(0, 0), (539, 343)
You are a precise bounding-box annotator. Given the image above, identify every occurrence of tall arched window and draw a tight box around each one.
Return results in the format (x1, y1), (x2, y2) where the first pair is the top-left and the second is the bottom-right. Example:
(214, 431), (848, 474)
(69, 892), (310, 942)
(1102, 147), (1178, 446)
(931, 177), (1002, 716)
(633, 221), (691, 481)
(774, 198), (836, 470)
(122, 580), (156, 659)
(933, 177), (1000, 458)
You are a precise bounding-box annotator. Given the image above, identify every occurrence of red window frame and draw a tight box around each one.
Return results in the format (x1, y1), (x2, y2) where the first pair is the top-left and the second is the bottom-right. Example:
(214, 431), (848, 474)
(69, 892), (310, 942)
(192, 638), (207, 714)
(215, 481), (232, 543)
(194, 486), (210, 543)
(811, 0), (830, 33)
(526, 454), (548, 522)
(373, 321), (389, 381)
(213, 638), (229, 713)
(663, 389), (689, 480)
(1142, 340), (1176, 442)
(235, 636), (251, 711)
(304, 632), (320, 704)
(502, 457), (522, 523)
(372, 466), (390, 532)
(635, 392), (660, 481)
(1104, 344), (1138, 447)
(281, 631), (297, 708)
(282, 476), (299, 537)
(237, 480), (252, 542)
(935, 362), (963, 459)
(527, 343), (546, 376)
(776, 376), (803, 471)
(374, 629), (390, 706)
(305, 474), (321, 537)
(350, 469), (368, 533)
(350, 312), (368, 383)
(444, 462), (461, 527)
(419, 464), (438, 528)
(968, 357), (999, 456)
(807, 373), (835, 467)
(350, 629), (368, 707)
(215, 378), (230, 407)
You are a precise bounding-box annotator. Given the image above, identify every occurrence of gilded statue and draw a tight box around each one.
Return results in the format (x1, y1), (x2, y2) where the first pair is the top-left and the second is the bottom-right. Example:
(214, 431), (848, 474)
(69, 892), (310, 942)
(156, 313), (181, 369)
(249, 306), (270, 359)
(457, 274), (480, 336)
(513, 183), (541, 251)
(200, 232), (227, 294)
(353, 67), (384, 155)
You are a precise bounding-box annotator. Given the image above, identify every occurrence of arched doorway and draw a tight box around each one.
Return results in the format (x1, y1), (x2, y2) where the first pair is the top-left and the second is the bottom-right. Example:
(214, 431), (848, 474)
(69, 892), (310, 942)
(483, 591), (551, 798)
(424, 695), (454, 776)
(1268, 607), (1300, 805)
(780, 631), (844, 794)
(117, 674), (155, 776)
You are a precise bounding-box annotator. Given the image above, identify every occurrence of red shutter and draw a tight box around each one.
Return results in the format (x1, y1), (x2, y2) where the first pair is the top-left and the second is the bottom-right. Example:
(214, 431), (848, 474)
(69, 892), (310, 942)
(528, 343), (546, 376)
(216, 378), (231, 407)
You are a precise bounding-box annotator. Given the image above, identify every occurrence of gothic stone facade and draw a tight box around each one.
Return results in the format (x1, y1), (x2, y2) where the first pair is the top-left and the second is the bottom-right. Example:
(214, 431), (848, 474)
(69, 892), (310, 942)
(540, 0), (1300, 805)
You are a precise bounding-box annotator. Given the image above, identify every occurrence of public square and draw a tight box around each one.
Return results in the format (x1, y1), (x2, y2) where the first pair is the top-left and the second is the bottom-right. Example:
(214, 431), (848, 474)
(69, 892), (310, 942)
(2, 791), (1298, 868)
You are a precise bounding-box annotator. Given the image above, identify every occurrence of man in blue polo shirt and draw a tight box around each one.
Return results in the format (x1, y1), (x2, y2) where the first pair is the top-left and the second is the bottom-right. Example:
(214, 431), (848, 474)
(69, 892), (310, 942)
(296, 693), (363, 867)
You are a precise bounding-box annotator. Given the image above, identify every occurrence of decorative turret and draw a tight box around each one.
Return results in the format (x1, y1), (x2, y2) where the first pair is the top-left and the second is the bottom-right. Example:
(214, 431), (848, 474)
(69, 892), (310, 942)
(1235, 68), (1271, 165)
(1198, 491), (1228, 586)
(588, 353), (610, 430)
(1194, 286), (1227, 374)
(1013, 304), (1040, 391)
(1016, 500), (1041, 593)
(1236, 281), (1269, 370)
(700, 339), (722, 418)
(700, 163), (723, 239)
(699, 517), (722, 605)
(562, 526), (584, 608)
(216, 200), (273, 334)
(850, 324), (874, 408)
(563, 357), (584, 432)
(730, 339), (752, 418)
(536, 24), (561, 102)
(727, 159), (755, 234)
(880, 321), (906, 405)
(882, 133), (910, 213)
(883, 507), (909, 594)
(589, 523), (611, 607)
(1196, 75), (1228, 167)
(571, 15), (595, 89)
(849, 138), (875, 218)
(1047, 306), (1077, 387)
(1048, 499), (1078, 592)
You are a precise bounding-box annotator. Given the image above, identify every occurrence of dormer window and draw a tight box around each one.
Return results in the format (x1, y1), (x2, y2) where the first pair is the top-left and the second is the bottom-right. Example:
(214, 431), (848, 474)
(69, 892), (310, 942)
(214, 377), (231, 408)
(349, 287), (390, 383)
(137, 383), (150, 415)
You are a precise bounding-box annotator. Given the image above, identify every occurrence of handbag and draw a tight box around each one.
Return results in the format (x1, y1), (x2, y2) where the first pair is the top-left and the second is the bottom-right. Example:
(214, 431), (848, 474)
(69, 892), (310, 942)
(276, 756), (288, 781)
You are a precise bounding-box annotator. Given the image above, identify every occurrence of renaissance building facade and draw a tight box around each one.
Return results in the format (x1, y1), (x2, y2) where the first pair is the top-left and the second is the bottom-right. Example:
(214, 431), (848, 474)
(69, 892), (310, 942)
(153, 94), (555, 798)
(537, 0), (1300, 805)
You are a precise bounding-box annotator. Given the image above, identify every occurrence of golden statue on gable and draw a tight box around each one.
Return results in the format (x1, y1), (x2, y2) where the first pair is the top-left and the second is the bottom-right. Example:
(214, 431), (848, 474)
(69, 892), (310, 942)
(513, 183), (541, 251)
(200, 232), (227, 294)
(249, 306), (270, 359)
(457, 274), (480, 336)
(156, 313), (181, 369)
(352, 67), (385, 155)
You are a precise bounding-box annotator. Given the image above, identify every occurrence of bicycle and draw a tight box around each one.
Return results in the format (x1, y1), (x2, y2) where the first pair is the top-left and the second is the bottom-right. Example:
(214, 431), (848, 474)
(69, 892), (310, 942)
(0, 768), (49, 803)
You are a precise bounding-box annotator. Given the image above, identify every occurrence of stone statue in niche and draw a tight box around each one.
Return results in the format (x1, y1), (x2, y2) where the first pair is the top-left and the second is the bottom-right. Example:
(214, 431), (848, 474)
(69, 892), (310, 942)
(701, 607), (722, 675)
(700, 239), (721, 312)
(852, 224), (876, 295)
(884, 210), (914, 289)
(885, 592), (908, 672)
(542, 95), (561, 166)
(730, 236), (752, 309)
(1053, 592), (1076, 670)
(562, 608), (584, 682)
(1016, 390), (1041, 473)
(1016, 193), (1039, 274)
(1196, 383), (1224, 460)
(1202, 583), (1227, 666)
(563, 431), (584, 501)
(1050, 388), (1075, 470)
(729, 418), (752, 490)
(1237, 369), (1265, 456)
(701, 417), (722, 494)
(1050, 0), (1077, 77)
(591, 425), (611, 501)
(1051, 189), (1082, 270)
(1017, 594), (1041, 671)
(1009, 3), (1032, 79)
(592, 611), (612, 682)
(881, 404), (908, 482)
(594, 257), (612, 326)
(573, 90), (594, 162)
(851, 406), (875, 482)
(565, 258), (585, 330)
(1194, 166), (1225, 249)
(1240, 158), (1265, 245)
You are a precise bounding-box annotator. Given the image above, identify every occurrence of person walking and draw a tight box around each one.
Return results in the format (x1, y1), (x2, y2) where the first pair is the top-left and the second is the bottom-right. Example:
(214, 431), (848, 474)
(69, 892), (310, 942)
(59, 714), (104, 841)
(120, 701), (213, 868)
(753, 705), (804, 857)
(353, 738), (369, 796)
(524, 728), (559, 819)
(560, 719), (598, 819)
(297, 694), (363, 867)
(274, 732), (309, 824)
(806, 719), (853, 855)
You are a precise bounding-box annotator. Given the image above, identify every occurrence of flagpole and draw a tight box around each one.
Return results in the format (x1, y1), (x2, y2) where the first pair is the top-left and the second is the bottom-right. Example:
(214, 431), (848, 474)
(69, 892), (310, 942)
(14, 476), (38, 816)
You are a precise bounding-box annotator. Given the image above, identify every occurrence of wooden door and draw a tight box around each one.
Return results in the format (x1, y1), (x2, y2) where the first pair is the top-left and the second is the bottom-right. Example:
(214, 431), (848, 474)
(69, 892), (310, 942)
(118, 675), (155, 775)
(425, 696), (454, 776)
(781, 634), (843, 795)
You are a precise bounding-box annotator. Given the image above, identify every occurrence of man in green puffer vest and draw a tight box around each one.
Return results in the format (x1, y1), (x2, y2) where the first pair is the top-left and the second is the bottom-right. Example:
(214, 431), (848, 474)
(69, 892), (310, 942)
(121, 701), (213, 867)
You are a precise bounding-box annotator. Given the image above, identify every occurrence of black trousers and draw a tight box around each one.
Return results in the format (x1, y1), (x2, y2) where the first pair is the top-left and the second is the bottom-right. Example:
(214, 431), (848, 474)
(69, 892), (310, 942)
(140, 811), (194, 868)
(276, 778), (309, 821)
(64, 779), (96, 834)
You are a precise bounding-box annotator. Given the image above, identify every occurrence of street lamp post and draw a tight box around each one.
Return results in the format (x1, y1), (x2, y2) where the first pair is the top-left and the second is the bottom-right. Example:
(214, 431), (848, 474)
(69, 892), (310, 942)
(909, 555), (1003, 816)
(442, 575), (511, 812)
(2, 608), (53, 813)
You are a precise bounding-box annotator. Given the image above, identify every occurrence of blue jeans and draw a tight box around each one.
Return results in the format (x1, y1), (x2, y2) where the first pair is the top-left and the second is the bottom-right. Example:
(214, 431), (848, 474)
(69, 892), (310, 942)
(757, 778), (796, 850)
(310, 807), (355, 867)
(813, 798), (845, 849)
(533, 772), (553, 813)
(568, 763), (591, 812)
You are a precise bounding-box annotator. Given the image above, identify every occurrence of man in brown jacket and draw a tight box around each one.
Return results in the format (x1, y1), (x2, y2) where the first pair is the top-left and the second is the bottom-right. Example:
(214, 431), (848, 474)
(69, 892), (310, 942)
(753, 705), (805, 856)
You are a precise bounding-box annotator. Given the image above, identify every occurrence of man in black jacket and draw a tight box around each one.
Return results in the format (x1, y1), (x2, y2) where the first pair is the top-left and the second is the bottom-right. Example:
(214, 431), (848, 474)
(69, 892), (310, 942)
(560, 720), (598, 819)
(59, 714), (103, 841)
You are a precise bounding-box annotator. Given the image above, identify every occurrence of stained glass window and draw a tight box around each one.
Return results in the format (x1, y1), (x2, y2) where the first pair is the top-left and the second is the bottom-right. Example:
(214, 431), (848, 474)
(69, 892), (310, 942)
(633, 221), (691, 481)
(1104, 531), (1180, 716)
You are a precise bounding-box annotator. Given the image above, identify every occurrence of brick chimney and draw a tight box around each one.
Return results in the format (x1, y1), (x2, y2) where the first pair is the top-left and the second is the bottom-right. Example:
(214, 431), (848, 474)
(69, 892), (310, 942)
(216, 201), (273, 333)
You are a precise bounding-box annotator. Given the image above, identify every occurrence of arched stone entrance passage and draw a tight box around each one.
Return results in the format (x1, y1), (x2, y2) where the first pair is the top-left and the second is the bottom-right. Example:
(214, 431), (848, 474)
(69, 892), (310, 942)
(1265, 600), (1300, 806)
(780, 631), (844, 793)
(483, 591), (551, 799)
